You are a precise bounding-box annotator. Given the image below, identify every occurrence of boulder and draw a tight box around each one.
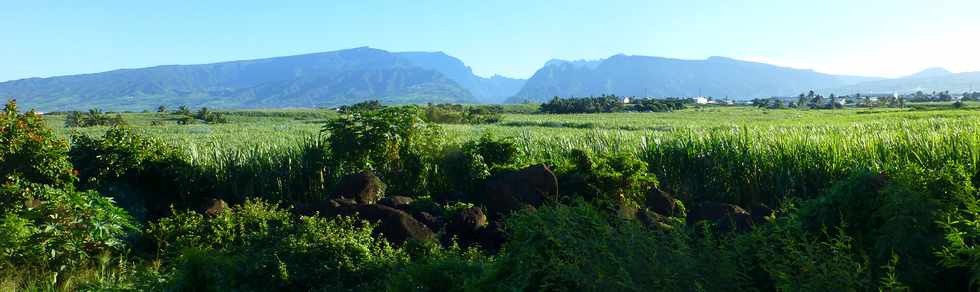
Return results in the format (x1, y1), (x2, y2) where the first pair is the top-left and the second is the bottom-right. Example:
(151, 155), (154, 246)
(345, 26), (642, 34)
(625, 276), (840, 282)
(335, 171), (385, 205)
(688, 202), (753, 232)
(637, 209), (673, 230)
(318, 198), (358, 217)
(476, 220), (507, 253)
(356, 204), (434, 244)
(201, 198), (229, 217)
(412, 211), (442, 231)
(645, 187), (676, 216)
(444, 207), (488, 246)
(483, 164), (558, 217)
(379, 196), (415, 210)
(750, 203), (774, 223)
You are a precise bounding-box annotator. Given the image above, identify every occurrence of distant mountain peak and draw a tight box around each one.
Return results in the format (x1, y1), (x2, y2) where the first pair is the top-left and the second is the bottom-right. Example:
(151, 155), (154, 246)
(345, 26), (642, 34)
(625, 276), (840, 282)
(905, 67), (953, 79)
(544, 58), (604, 69)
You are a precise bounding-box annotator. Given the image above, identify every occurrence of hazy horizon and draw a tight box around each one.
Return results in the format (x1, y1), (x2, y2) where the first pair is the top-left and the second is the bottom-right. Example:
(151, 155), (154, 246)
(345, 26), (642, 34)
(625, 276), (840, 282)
(3, 0), (979, 82)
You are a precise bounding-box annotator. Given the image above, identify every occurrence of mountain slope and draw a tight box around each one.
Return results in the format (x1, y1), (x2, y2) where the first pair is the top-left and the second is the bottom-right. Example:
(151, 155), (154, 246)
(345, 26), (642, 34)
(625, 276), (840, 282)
(0, 47), (475, 111)
(903, 67), (953, 79)
(395, 52), (525, 103)
(509, 55), (881, 102)
(827, 71), (980, 95)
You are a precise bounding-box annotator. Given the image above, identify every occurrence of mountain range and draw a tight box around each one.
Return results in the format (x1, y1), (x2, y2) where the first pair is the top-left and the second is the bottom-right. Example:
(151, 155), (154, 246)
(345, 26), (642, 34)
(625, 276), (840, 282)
(0, 47), (524, 111)
(509, 55), (882, 103)
(1, 47), (978, 111)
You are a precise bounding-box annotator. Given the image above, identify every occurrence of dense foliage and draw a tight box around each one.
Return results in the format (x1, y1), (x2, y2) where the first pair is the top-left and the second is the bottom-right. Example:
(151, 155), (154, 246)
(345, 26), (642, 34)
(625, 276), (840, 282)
(5, 98), (980, 290)
(539, 96), (625, 114)
(540, 95), (686, 114)
(423, 103), (502, 124)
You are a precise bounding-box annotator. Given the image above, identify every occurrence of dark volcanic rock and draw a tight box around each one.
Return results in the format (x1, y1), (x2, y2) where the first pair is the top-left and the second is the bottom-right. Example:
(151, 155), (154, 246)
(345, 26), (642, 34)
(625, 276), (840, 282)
(637, 209), (673, 230)
(335, 171), (385, 205)
(483, 164), (558, 217)
(689, 202), (754, 232)
(201, 198), (229, 217)
(379, 196), (415, 210)
(412, 211), (442, 231)
(750, 203), (774, 223)
(356, 204), (434, 244)
(645, 187), (676, 216)
(444, 207), (489, 246)
(476, 220), (507, 253)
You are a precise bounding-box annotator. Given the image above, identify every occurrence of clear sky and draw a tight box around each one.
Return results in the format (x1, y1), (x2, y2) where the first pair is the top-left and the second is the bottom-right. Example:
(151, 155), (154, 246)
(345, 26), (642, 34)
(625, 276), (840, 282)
(2, 0), (979, 82)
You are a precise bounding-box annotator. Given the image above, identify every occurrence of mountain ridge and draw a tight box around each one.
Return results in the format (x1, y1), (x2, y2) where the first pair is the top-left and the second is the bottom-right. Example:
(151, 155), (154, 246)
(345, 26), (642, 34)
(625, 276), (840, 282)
(3, 47), (978, 110)
(508, 54), (883, 102)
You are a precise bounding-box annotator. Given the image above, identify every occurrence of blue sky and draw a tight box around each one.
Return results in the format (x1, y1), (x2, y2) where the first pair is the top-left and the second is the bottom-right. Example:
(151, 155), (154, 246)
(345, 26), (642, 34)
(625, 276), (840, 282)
(2, 0), (979, 82)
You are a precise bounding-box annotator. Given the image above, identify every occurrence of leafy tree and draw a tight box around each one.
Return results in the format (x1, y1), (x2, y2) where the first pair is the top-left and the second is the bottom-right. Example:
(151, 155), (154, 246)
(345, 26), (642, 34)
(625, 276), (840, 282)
(175, 105), (192, 116)
(157, 105), (167, 113)
(338, 100), (384, 114)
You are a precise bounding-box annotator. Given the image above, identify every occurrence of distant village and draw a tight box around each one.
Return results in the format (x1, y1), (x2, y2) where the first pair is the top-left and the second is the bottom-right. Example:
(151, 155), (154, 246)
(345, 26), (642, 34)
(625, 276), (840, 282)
(614, 90), (980, 109)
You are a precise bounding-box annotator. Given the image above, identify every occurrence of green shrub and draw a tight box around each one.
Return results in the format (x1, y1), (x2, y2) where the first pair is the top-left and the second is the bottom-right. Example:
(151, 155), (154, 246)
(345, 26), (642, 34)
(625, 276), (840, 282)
(751, 207), (873, 291)
(70, 127), (194, 220)
(423, 103), (502, 124)
(0, 100), (75, 188)
(385, 241), (489, 292)
(324, 106), (442, 195)
(149, 199), (408, 290)
(478, 203), (747, 291)
(799, 165), (978, 290)
(561, 149), (659, 208)
(0, 182), (136, 288)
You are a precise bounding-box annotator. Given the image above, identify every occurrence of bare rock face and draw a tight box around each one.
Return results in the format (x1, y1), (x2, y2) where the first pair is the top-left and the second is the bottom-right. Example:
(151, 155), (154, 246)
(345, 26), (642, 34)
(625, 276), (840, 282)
(483, 164), (558, 217)
(335, 171), (385, 205)
(356, 204), (434, 244)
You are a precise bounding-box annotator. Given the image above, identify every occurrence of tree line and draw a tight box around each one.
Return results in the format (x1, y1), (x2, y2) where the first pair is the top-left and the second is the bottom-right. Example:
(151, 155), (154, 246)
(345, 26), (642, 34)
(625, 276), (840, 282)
(539, 95), (688, 114)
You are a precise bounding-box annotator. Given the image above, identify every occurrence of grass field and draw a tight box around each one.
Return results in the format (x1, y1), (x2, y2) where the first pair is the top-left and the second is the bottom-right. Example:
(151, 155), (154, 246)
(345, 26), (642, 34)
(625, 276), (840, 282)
(46, 103), (980, 162)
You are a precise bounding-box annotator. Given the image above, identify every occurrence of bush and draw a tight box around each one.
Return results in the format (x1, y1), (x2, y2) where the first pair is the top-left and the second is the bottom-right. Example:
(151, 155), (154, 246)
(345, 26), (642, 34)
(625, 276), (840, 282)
(0, 100), (75, 188)
(751, 204), (873, 290)
(338, 100), (384, 114)
(148, 199), (408, 290)
(385, 241), (489, 292)
(478, 203), (747, 291)
(799, 165), (977, 290)
(560, 149), (659, 208)
(324, 106), (442, 195)
(70, 127), (194, 220)
(423, 103), (502, 124)
(0, 179), (135, 289)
